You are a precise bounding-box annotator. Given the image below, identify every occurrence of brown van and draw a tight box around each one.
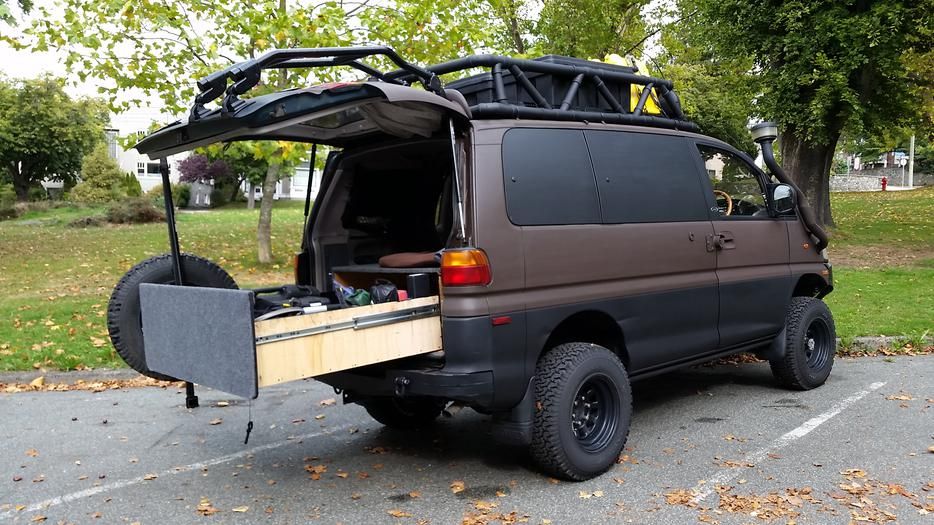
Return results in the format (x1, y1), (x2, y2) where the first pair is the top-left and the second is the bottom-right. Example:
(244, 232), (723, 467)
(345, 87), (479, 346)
(110, 47), (835, 481)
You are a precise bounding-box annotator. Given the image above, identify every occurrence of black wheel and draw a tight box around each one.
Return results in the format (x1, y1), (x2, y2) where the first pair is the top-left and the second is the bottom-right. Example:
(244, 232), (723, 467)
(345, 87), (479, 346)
(770, 297), (836, 390)
(530, 343), (632, 481)
(362, 397), (445, 429)
(107, 254), (237, 380)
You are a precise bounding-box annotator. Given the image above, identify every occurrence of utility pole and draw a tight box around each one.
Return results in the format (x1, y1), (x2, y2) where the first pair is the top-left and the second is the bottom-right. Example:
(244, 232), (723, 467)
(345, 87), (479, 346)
(908, 134), (915, 188)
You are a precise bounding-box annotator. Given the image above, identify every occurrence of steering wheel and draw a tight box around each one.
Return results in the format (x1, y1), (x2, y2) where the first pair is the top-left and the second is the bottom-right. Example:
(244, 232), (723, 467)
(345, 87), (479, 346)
(713, 189), (733, 216)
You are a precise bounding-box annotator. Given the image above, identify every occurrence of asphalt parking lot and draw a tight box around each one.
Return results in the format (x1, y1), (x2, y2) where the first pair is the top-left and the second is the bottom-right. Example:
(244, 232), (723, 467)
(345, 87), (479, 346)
(2, 356), (932, 524)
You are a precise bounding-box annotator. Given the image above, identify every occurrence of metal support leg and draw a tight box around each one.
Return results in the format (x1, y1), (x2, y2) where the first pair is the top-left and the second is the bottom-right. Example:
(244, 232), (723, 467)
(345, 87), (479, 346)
(185, 381), (199, 408)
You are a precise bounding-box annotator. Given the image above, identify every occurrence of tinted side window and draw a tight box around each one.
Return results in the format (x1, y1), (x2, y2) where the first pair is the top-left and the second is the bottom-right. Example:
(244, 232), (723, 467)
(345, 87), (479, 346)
(585, 131), (709, 223)
(502, 129), (600, 225)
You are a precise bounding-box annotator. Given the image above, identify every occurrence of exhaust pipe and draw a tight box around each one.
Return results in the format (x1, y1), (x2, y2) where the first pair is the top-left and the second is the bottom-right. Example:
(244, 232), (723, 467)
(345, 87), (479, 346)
(750, 122), (829, 251)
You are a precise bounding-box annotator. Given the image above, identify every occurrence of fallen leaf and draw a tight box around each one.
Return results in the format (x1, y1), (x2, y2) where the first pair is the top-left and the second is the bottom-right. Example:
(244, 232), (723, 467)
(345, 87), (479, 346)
(451, 480), (466, 494)
(387, 509), (412, 518)
(143, 474), (157, 480)
(25, 448), (39, 457)
(13, 475), (23, 482)
(231, 506), (249, 513)
(314, 414), (325, 420)
(196, 497), (219, 516)
(409, 490), (421, 499)
(336, 472), (349, 479)
(319, 398), (336, 406)
(29, 376), (44, 387)
(475, 500), (497, 510)
(209, 418), (223, 425)
(216, 401), (229, 407)
(30, 516), (47, 523)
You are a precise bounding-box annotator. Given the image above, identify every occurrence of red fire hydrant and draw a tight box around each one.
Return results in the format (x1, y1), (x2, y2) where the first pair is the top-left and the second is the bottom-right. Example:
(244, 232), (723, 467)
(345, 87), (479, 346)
(881, 176), (888, 191)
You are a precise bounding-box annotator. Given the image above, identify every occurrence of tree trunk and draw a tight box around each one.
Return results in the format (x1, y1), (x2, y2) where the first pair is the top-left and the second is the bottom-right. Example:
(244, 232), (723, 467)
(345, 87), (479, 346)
(11, 165), (30, 201)
(247, 181), (255, 209)
(779, 130), (839, 228)
(257, 162), (280, 264)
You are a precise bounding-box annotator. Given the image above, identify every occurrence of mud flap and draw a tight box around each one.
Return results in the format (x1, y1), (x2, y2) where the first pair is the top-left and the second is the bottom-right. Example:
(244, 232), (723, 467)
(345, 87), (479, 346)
(140, 284), (258, 399)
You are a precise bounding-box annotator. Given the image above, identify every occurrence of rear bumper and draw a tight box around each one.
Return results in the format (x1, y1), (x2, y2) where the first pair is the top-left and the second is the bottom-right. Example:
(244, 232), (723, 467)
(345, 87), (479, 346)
(319, 368), (494, 406)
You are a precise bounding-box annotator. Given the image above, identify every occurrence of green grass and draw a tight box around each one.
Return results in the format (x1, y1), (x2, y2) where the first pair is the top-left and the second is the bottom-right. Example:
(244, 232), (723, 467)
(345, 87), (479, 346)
(830, 186), (934, 250)
(825, 267), (934, 340)
(0, 188), (931, 372)
(0, 200), (306, 371)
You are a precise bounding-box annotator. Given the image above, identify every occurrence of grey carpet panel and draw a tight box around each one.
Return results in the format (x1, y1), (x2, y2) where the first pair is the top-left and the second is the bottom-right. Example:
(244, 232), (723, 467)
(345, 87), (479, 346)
(140, 284), (258, 399)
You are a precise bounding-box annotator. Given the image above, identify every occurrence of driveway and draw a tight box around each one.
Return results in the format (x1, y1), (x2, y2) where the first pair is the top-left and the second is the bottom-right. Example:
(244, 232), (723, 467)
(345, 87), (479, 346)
(2, 356), (932, 524)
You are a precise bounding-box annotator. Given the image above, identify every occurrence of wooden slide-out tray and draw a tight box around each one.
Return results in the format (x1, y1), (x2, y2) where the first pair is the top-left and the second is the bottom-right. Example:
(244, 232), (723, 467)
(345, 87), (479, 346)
(253, 296), (441, 387)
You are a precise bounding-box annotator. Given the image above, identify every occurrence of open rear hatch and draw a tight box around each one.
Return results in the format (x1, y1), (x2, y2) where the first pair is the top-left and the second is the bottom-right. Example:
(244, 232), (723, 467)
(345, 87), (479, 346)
(135, 81), (468, 157)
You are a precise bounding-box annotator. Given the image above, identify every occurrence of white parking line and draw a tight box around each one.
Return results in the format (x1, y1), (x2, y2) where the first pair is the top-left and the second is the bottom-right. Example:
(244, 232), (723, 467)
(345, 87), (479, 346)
(692, 381), (887, 503)
(1, 423), (356, 521)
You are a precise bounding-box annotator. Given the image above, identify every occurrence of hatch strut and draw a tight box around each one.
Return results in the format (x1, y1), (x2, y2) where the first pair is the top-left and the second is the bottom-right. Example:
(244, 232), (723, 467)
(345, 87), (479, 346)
(448, 119), (467, 243)
(158, 157), (199, 409)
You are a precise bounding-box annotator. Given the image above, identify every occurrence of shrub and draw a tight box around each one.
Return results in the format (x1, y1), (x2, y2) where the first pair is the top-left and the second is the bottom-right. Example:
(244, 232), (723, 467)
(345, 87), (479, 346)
(28, 186), (48, 201)
(70, 146), (126, 203)
(68, 216), (106, 228)
(209, 188), (228, 208)
(106, 198), (166, 224)
(0, 184), (17, 220)
(176, 183), (191, 208)
(146, 182), (190, 207)
(124, 173), (143, 197)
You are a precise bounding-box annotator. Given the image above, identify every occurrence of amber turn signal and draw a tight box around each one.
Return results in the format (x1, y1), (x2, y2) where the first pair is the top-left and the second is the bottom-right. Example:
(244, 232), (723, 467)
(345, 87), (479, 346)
(441, 249), (492, 287)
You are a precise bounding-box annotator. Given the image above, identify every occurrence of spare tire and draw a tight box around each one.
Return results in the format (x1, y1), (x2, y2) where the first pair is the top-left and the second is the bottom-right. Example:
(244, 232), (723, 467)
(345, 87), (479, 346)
(107, 254), (238, 380)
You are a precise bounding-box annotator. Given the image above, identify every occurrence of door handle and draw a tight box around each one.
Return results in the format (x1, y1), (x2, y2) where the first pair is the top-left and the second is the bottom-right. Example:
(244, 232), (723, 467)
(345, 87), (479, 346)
(715, 232), (736, 250)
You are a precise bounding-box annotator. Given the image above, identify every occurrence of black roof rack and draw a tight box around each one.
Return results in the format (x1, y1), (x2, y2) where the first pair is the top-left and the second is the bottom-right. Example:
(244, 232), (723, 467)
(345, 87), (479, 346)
(190, 46), (698, 132)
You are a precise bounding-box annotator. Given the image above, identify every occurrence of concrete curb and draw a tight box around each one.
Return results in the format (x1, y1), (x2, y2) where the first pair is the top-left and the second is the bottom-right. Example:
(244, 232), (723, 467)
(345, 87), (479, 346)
(840, 335), (932, 350)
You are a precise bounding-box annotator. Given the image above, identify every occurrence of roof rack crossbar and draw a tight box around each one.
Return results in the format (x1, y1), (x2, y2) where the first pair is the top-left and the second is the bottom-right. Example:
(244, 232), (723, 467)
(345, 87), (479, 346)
(633, 82), (655, 116)
(471, 103), (699, 132)
(559, 74), (585, 111)
(386, 54), (674, 90)
(592, 75), (625, 114)
(508, 64), (551, 109)
(491, 63), (508, 103)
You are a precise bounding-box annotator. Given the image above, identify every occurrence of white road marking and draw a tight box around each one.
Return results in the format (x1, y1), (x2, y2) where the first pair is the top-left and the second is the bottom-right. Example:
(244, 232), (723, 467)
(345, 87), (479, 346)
(1, 423), (356, 520)
(692, 381), (887, 503)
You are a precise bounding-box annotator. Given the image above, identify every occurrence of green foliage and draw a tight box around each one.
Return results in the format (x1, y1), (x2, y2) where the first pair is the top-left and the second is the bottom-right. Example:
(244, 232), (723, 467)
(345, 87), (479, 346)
(123, 173), (142, 197)
(175, 183), (191, 208)
(69, 146), (126, 203)
(0, 76), (106, 200)
(534, 0), (648, 58)
(209, 188), (228, 208)
(27, 186), (47, 201)
(681, 0), (933, 145)
(0, 183), (16, 219)
(106, 198), (165, 224)
(0, 0), (31, 25)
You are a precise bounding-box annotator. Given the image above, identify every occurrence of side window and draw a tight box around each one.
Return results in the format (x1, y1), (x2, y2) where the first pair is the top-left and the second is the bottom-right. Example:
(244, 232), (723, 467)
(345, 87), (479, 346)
(586, 131), (709, 223)
(502, 128), (600, 225)
(697, 146), (767, 218)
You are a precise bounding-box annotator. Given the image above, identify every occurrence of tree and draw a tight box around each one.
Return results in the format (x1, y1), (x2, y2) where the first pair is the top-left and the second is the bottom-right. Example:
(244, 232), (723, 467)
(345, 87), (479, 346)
(680, 0), (934, 227)
(27, 0), (495, 262)
(534, 0), (649, 58)
(0, 76), (106, 201)
(70, 145), (127, 203)
(0, 0), (31, 27)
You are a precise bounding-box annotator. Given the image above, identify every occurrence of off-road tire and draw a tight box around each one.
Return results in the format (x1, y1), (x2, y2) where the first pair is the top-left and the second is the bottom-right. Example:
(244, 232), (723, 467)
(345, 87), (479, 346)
(107, 254), (237, 380)
(770, 297), (836, 390)
(362, 397), (445, 429)
(530, 343), (632, 481)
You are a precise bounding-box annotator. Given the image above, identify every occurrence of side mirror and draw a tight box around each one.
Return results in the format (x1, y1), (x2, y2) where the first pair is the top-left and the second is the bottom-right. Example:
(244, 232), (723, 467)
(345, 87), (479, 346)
(772, 184), (796, 214)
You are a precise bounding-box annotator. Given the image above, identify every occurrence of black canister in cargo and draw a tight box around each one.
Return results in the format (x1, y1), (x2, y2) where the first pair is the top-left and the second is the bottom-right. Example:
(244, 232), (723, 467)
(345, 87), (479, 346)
(406, 273), (432, 299)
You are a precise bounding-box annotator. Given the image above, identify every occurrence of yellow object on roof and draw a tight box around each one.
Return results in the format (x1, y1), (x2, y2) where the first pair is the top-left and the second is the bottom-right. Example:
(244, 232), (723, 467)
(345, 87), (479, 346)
(601, 54), (662, 115)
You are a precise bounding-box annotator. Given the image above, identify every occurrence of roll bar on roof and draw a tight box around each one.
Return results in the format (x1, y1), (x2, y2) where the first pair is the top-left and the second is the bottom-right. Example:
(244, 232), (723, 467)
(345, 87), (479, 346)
(190, 46), (698, 132)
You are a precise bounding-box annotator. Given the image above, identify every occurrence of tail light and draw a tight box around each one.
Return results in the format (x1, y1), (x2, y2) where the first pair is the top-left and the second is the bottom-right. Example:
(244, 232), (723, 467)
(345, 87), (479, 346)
(441, 249), (492, 287)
